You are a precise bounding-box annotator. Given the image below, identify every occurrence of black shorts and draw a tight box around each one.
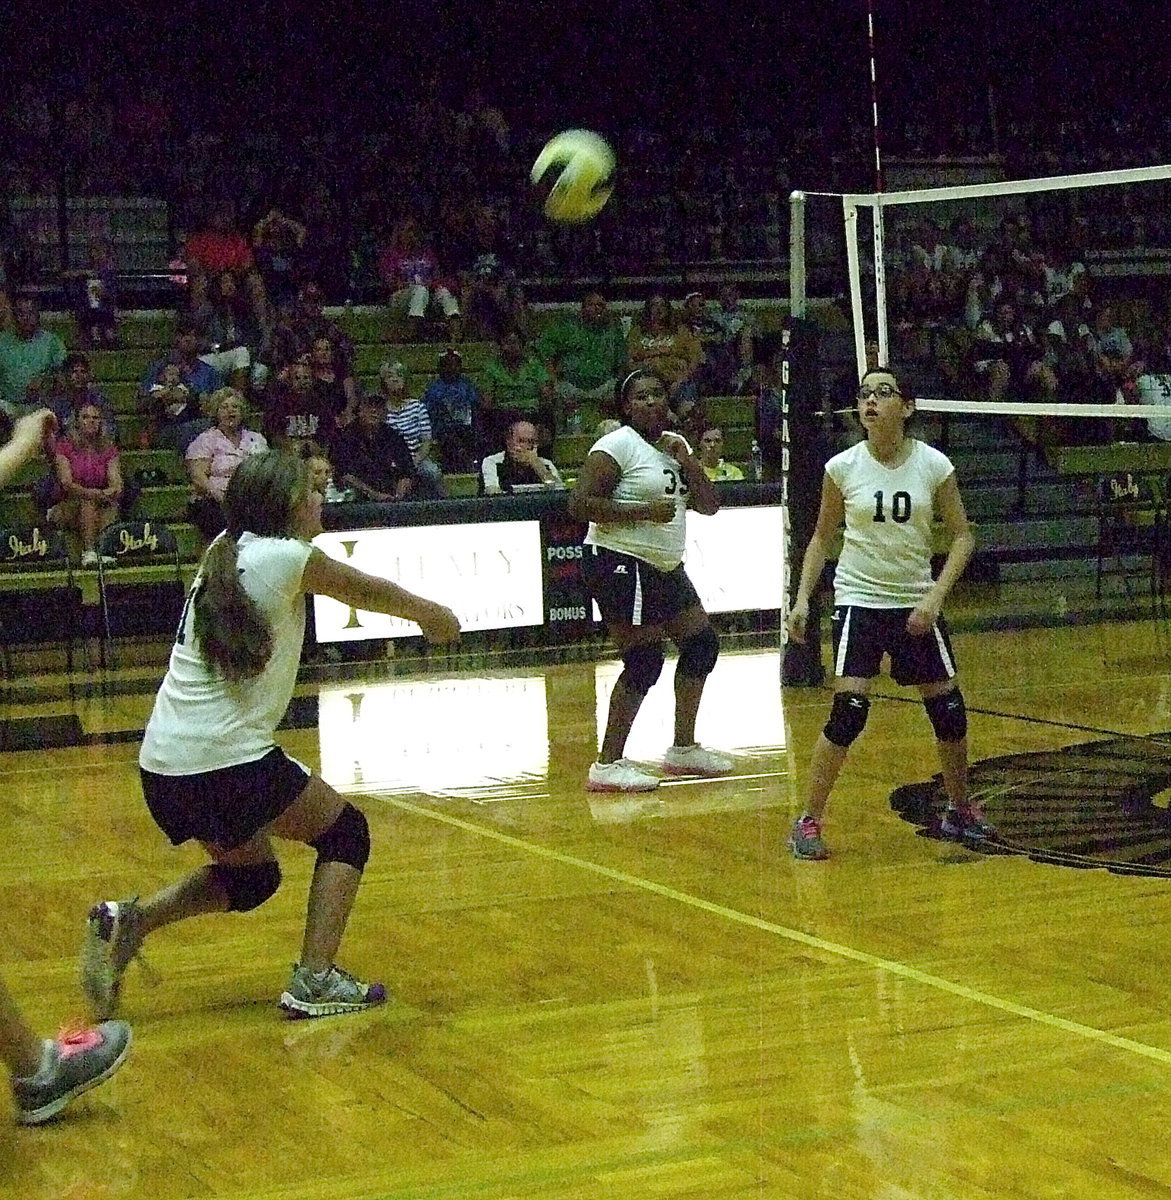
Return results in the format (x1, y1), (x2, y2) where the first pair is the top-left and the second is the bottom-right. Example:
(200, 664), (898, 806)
(582, 545), (701, 628)
(140, 746), (312, 850)
(830, 605), (957, 686)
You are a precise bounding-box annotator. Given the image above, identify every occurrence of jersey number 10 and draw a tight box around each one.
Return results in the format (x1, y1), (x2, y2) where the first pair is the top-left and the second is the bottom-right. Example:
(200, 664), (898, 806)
(872, 490), (911, 523)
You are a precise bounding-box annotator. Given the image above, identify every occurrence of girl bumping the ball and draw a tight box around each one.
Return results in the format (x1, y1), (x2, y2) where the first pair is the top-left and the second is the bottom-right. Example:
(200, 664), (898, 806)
(82, 451), (460, 1020)
(569, 367), (734, 793)
(785, 365), (990, 860)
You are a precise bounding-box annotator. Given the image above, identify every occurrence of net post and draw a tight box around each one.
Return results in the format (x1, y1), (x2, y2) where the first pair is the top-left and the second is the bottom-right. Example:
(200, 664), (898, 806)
(779, 317), (827, 687)
(789, 190), (807, 321)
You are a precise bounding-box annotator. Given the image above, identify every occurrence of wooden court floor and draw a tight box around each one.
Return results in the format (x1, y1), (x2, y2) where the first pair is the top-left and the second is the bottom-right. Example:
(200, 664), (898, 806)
(3, 617), (1171, 1199)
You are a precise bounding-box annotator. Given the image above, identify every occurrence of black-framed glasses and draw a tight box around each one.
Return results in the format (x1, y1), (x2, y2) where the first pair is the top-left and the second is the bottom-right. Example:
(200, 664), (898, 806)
(857, 383), (901, 400)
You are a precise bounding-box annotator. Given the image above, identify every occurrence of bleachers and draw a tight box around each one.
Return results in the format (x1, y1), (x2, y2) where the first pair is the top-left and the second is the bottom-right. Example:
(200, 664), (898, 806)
(7, 306), (770, 577)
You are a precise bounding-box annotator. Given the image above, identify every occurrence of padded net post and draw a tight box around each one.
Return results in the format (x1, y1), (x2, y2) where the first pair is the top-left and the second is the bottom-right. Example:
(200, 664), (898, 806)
(780, 318), (828, 687)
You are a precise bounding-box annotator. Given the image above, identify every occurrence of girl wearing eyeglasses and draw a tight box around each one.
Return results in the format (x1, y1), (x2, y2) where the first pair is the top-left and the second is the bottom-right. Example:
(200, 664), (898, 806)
(784, 366), (991, 859)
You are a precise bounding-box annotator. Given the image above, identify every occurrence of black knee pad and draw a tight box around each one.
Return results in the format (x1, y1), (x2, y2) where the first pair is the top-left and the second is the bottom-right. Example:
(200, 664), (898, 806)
(676, 626), (719, 679)
(924, 688), (967, 743)
(310, 802), (371, 871)
(824, 690), (870, 748)
(620, 641), (665, 695)
(210, 860), (282, 912)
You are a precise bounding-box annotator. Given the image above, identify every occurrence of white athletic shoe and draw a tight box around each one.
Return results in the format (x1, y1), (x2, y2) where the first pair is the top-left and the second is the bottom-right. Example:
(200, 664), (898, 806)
(587, 759), (660, 792)
(662, 744), (735, 776)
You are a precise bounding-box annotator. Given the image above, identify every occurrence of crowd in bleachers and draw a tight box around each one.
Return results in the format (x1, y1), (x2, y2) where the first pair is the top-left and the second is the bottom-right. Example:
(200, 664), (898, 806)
(0, 256), (768, 567)
(887, 204), (1171, 447)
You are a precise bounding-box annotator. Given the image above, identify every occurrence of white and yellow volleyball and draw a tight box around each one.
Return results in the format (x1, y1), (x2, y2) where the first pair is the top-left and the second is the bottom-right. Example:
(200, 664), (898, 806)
(530, 129), (615, 224)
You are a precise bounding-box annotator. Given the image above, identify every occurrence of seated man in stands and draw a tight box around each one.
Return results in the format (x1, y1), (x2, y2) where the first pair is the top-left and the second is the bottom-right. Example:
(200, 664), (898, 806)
(481, 330), (555, 452)
(422, 348), (481, 472)
(480, 418), (565, 496)
(269, 281), (354, 375)
(139, 314), (222, 451)
(379, 360), (446, 499)
(331, 392), (417, 502)
(536, 290), (627, 433)
(0, 293), (66, 416)
(46, 353), (116, 438)
(696, 425), (744, 482)
(264, 359), (338, 455)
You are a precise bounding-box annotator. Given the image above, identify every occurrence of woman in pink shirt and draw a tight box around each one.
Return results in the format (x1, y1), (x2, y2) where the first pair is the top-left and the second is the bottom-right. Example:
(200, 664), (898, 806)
(49, 401), (123, 567)
(185, 387), (268, 540)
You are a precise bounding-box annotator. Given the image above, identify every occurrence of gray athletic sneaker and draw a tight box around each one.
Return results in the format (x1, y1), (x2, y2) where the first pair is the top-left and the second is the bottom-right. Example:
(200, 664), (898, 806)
(81, 898), (147, 1019)
(279, 963), (388, 1019)
(12, 1021), (132, 1125)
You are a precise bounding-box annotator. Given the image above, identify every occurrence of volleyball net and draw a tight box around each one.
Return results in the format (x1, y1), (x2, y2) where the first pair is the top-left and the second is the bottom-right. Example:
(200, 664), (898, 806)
(782, 163), (1171, 633)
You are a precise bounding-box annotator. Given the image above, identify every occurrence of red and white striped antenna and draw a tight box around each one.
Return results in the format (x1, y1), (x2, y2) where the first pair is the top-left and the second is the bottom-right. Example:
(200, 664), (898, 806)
(866, 0), (884, 195)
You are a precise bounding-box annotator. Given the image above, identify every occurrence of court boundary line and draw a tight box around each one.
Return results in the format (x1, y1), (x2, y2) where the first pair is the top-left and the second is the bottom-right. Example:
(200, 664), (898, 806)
(382, 794), (1171, 1067)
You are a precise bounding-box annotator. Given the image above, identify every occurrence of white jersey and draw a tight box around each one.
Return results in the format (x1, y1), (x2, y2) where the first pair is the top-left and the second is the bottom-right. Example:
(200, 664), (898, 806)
(583, 425), (688, 571)
(827, 438), (955, 608)
(140, 533), (313, 775)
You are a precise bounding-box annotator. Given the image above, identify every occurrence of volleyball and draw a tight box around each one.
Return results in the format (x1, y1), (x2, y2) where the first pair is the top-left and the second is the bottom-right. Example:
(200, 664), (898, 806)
(530, 130), (615, 224)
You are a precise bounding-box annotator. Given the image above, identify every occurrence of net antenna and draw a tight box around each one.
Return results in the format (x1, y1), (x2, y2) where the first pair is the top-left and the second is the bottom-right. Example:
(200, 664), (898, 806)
(864, 0), (890, 370)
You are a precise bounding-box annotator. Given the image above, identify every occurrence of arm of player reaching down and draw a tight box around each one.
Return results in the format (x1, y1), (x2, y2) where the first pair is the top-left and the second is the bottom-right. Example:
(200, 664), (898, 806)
(301, 547), (461, 644)
(906, 470), (975, 635)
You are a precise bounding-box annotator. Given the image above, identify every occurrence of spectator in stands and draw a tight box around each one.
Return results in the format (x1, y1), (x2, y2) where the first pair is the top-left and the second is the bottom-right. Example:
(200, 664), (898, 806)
(63, 240), (120, 349)
(184, 201), (269, 339)
(47, 401), (123, 567)
(456, 202), (520, 341)
(1135, 349), (1171, 442)
(251, 206), (308, 311)
(139, 314), (221, 452)
(481, 331), (555, 452)
(697, 426), (744, 481)
(379, 360), (445, 499)
(377, 214), (461, 340)
(46, 353), (116, 438)
(296, 181), (349, 300)
(265, 360), (338, 455)
(422, 348), (481, 472)
(0, 293), (66, 415)
(308, 335), (357, 428)
(194, 269), (267, 393)
(480, 418), (565, 496)
(1088, 302), (1140, 402)
(331, 393), (418, 502)
(971, 299), (1055, 403)
(185, 387), (268, 540)
(684, 286), (754, 396)
(270, 281), (354, 376)
(537, 290), (627, 434)
(1044, 293), (1097, 401)
(627, 293), (704, 410)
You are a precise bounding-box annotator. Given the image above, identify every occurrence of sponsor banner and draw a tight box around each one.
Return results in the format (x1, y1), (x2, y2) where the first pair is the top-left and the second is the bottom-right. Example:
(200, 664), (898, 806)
(312, 521), (544, 641)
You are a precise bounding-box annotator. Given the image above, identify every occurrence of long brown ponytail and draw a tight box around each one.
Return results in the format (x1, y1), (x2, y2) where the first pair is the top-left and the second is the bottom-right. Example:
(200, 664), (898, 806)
(192, 452), (308, 681)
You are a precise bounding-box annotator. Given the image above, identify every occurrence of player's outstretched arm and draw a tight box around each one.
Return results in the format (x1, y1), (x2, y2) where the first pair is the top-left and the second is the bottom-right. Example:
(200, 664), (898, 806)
(301, 548), (460, 644)
(0, 410), (55, 490)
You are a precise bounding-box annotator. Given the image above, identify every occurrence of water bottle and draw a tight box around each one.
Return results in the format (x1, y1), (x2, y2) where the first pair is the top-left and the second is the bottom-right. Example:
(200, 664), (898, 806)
(750, 439), (762, 482)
